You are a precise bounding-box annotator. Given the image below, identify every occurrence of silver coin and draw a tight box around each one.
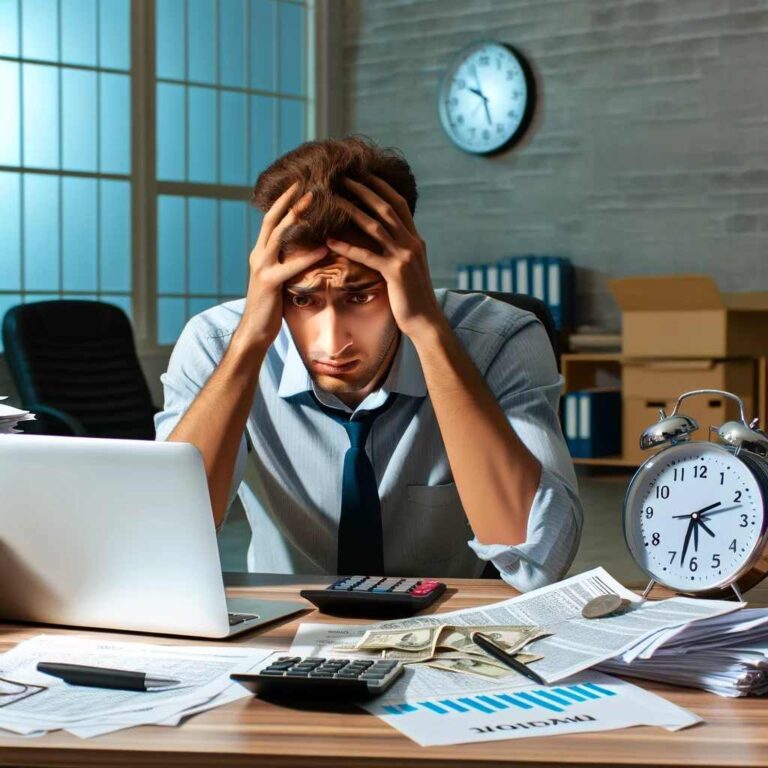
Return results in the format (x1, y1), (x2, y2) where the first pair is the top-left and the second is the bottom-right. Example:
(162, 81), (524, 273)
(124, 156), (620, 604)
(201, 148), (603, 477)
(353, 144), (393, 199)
(581, 594), (623, 619)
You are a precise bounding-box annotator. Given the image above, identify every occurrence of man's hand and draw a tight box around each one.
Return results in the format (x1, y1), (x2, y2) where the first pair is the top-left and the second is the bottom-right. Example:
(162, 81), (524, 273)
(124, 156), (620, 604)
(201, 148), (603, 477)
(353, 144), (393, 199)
(238, 181), (328, 350)
(326, 175), (445, 340)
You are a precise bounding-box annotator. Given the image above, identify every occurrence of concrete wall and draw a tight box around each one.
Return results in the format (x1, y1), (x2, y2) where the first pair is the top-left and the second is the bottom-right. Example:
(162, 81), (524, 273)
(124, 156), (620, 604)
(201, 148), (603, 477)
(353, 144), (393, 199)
(339, 0), (768, 328)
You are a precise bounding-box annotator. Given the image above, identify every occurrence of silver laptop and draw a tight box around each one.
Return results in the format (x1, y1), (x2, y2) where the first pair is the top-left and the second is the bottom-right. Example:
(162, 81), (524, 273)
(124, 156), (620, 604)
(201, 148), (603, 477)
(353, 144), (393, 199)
(0, 434), (305, 638)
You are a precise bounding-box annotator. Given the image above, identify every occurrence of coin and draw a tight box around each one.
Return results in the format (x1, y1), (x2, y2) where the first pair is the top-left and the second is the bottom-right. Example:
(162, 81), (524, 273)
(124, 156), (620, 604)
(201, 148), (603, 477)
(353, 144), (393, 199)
(581, 594), (623, 619)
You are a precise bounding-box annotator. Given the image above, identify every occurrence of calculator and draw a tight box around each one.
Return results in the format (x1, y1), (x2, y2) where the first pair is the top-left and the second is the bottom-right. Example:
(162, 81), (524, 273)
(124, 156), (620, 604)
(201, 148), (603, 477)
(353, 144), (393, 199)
(231, 656), (404, 701)
(300, 575), (446, 617)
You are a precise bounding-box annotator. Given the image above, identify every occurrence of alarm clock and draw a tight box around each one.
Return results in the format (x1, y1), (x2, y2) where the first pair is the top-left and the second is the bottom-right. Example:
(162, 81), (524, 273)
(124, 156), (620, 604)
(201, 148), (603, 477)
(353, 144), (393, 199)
(437, 40), (536, 155)
(622, 389), (768, 601)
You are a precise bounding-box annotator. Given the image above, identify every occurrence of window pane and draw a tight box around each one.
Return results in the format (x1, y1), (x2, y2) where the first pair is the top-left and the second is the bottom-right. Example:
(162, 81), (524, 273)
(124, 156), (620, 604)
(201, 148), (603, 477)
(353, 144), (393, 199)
(100, 72), (130, 174)
(189, 295), (218, 318)
(0, 61), (20, 166)
(0, 295), (22, 353)
(248, 206), (263, 251)
(156, 0), (185, 80)
(99, 0), (130, 71)
(62, 177), (97, 291)
(219, 0), (246, 88)
(157, 195), (185, 293)
(220, 90), (247, 185)
(62, 69), (98, 172)
(249, 93), (275, 180)
(188, 0), (216, 84)
(25, 293), (61, 303)
(188, 197), (217, 294)
(249, 0), (275, 92)
(0, 0), (19, 57)
(0, 172), (21, 291)
(278, 1), (304, 96)
(100, 180), (131, 291)
(157, 296), (186, 344)
(220, 200), (247, 295)
(278, 97), (304, 155)
(61, 0), (96, 67)
(24, 174), (59, 291)
(188, 86), (216, 182)
(23, 64), (59, 168)
(102, 293), (132, 320)
(22, 0), (58, 62)
(156, 82), (185, 180)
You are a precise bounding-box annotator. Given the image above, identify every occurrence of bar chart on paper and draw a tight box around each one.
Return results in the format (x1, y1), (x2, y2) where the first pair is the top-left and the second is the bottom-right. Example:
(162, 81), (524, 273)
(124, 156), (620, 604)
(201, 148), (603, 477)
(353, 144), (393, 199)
(365, 673), (701, 746)
(380, 680), (615, 717)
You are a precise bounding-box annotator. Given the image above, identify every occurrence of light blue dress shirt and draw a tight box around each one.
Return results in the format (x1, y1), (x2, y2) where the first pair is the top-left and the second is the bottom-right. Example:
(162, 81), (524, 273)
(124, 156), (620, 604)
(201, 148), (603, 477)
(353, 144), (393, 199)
(154, 289), (583, 591)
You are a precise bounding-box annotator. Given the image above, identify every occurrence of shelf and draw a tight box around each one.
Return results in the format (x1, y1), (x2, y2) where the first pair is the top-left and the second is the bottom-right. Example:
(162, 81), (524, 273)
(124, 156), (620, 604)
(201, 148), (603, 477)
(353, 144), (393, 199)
(573, 456), (639, 468)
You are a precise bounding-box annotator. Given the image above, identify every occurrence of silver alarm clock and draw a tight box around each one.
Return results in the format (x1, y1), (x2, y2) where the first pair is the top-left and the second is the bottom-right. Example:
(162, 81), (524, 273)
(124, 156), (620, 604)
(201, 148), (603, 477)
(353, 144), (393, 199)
(622, 389), (768, 601)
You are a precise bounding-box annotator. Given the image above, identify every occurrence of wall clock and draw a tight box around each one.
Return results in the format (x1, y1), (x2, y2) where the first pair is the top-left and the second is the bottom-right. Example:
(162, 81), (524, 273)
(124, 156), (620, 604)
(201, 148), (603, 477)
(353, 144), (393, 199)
(438, 40), (537, 155)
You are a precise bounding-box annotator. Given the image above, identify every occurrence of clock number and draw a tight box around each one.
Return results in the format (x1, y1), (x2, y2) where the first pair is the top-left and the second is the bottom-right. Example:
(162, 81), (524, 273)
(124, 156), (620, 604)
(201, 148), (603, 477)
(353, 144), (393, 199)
(673, 467), (685, 482)
(655, 485), (670, 499)
(693, 464), (707, 479)
(651, 532), (660, 546)
(729, 539), (737, 552)
(479, 55), (489, 66)
(506, 70), (516, 80)
(689, 557), (698, 572)
(496, 124), (504, 134)
(455, 78), (466, 90)
(711, 554), (721, 569)
(740, 514), (749, 528)
(644, 506), (654, 519)
(482, 130), (490, 140)
(734, 490), (742, 503)
(668, 550), (676, 564)
(720, 472), (725, 486)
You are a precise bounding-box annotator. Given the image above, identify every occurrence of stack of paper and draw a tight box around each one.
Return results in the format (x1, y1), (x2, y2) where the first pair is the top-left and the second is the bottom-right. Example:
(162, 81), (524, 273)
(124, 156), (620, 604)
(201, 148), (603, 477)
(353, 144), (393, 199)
(0, 635), (275, 738)
(598, 607), (768, 697)
(0, 397), (35, 434)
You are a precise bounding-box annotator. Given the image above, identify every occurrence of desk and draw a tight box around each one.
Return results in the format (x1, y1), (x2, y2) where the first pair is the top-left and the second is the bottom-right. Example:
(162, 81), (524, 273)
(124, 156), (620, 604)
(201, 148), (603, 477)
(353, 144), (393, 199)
(0, 574), (766, 768)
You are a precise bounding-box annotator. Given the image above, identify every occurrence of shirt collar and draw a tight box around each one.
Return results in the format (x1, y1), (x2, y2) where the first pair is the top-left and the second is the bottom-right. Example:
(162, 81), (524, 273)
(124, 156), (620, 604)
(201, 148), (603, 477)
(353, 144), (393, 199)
(277, 322), (427, 412)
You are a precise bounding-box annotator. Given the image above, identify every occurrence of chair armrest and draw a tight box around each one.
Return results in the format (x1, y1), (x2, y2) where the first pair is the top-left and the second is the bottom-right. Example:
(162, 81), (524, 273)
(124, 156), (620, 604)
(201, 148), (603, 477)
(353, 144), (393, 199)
(27, 404), (88, 437)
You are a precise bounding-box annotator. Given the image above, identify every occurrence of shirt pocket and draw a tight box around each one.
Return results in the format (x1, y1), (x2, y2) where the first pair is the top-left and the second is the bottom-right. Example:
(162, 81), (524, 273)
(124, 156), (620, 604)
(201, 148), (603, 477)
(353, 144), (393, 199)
(401, 482), (471, 568)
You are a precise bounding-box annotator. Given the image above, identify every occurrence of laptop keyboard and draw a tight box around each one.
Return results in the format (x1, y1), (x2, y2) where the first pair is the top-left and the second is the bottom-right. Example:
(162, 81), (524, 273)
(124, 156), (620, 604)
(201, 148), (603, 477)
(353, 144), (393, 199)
(228, 612), (259, 626)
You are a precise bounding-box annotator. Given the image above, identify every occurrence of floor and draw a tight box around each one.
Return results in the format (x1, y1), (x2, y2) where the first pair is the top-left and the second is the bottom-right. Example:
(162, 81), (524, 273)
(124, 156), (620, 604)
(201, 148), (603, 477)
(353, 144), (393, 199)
(217, 468), (648, 588)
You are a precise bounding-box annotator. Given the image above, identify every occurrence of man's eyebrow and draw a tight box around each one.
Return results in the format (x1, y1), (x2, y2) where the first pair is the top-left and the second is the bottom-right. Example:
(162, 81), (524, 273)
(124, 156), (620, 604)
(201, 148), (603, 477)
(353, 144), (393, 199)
(285, 278), (384, 294)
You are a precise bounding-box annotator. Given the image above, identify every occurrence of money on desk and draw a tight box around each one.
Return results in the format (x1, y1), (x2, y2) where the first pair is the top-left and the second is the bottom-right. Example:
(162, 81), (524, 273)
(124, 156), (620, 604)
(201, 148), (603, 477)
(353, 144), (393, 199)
(336, 625), (548, 679)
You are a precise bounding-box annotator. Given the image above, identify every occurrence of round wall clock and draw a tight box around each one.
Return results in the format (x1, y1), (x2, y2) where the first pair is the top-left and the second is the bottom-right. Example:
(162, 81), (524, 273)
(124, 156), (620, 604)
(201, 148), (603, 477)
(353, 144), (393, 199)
(438, 40), (537, 155)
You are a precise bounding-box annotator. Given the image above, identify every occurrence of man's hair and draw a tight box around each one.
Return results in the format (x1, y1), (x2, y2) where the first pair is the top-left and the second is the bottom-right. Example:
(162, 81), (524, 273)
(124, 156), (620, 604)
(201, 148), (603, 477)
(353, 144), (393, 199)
(251, 135), (418, 255)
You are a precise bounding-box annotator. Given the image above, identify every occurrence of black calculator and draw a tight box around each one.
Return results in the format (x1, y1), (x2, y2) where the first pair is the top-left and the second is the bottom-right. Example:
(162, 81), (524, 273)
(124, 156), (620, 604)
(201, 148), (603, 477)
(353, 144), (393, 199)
(300, 575), (446, 617)
(231, 656), (404, 701)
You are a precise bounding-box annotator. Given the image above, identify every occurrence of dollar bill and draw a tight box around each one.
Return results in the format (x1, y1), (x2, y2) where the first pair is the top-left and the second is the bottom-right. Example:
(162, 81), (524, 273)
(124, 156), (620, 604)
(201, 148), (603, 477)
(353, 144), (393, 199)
(438, 625), (547, 656)
(424, 657), (516, 679)
(353, 626), (445, 654)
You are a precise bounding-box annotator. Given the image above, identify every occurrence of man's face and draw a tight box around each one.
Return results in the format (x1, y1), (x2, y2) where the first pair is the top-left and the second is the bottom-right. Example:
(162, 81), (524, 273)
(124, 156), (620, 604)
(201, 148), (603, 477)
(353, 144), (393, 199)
(282, 234), (400, 403)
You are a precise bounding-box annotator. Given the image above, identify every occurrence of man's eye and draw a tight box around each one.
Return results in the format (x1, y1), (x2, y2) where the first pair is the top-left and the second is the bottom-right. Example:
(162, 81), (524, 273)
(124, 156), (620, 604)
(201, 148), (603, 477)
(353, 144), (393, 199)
(349, 293), (375, 305)
(290, 294), (312, 307)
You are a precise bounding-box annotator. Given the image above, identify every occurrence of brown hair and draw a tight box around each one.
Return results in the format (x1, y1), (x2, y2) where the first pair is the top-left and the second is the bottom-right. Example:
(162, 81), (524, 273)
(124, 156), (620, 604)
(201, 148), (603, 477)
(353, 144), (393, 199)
(250, 135), (418, 255)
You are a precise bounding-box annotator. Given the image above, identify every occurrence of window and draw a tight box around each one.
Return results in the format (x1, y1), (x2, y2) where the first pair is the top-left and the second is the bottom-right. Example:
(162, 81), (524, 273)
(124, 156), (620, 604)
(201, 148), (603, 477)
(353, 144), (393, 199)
(0, 0), (315, 351)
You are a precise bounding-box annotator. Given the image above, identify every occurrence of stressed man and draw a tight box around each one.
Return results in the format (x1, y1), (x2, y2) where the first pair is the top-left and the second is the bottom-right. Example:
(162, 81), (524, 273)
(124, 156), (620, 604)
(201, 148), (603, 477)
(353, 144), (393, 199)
(155, 136), (582, 590)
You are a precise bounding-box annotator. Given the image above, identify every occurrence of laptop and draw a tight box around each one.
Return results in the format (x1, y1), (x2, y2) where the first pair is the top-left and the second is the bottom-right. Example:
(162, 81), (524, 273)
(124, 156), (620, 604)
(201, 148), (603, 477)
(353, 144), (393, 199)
(0, 434), (306, 638)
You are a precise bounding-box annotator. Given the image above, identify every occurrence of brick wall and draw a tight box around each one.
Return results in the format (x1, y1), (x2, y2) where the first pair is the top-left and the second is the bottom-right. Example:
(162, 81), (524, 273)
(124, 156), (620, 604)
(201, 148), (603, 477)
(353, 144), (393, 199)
(340, 0), (768, 328)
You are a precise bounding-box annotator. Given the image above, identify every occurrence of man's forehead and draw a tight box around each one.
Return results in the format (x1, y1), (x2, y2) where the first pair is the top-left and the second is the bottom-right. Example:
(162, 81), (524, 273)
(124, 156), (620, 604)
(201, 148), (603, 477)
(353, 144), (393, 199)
(286, 255), (380, 291)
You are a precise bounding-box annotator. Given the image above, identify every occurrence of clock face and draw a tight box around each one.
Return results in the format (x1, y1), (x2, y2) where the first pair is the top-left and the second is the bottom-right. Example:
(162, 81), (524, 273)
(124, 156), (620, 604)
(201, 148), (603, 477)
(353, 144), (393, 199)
(438, 41), (535, 155)
(623, 442), (767, 593)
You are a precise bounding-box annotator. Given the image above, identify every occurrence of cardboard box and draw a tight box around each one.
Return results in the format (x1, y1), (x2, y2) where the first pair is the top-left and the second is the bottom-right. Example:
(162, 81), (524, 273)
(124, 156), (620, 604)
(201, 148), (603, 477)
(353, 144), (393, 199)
(609, 275), (768, 358)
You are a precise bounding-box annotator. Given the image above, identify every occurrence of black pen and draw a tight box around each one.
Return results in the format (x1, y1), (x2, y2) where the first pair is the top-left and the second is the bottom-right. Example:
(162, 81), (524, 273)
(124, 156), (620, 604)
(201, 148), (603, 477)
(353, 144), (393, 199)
(36, 662), (181, 692)
(470, 631), (547, 686)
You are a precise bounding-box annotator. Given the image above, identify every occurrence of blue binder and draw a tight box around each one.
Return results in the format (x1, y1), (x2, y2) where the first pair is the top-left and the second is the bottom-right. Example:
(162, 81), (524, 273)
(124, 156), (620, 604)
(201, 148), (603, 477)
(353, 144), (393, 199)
(562, 389), (621, 458)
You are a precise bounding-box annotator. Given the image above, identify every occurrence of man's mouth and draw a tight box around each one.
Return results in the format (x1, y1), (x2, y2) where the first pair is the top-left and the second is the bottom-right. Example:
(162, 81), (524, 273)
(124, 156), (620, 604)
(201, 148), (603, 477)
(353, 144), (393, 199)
(312, 359), (359, 375)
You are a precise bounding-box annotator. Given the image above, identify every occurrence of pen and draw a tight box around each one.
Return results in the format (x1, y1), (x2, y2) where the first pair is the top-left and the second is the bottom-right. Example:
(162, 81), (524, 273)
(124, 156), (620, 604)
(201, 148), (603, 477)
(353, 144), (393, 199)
(36, 662), (181, 692)
(470, 631), (547, 686)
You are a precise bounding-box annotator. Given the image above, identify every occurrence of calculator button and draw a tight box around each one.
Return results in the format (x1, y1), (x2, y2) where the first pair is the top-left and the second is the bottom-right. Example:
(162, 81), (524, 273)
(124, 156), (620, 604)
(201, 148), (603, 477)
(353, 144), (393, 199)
(286, 670), (311, 677)
(260, 669), (286, 676)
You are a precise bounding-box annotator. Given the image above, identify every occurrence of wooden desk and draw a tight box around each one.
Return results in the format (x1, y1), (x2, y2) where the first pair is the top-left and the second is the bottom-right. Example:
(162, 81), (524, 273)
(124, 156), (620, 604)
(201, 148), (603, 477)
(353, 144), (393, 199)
(0, 574), (766, 768)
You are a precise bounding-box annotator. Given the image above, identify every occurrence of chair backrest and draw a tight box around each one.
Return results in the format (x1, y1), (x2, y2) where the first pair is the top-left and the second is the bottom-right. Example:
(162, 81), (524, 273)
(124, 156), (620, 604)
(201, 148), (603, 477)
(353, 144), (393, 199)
(450, 290), (561, 370)
(2, 300), (156, 439)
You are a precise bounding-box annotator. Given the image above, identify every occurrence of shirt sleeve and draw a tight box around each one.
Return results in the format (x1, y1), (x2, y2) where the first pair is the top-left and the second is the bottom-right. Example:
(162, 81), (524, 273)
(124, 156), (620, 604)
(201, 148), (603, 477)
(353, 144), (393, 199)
(466, 318), (583, 591)
(153, 317), (248, 530)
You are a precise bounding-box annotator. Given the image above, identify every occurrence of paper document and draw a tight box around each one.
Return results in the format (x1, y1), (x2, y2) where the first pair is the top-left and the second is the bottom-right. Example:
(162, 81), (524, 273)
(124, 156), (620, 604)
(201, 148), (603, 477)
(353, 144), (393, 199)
(0, 635), (275, 738)
(0, 399), (35, 434)
(364, 671), (701, 746)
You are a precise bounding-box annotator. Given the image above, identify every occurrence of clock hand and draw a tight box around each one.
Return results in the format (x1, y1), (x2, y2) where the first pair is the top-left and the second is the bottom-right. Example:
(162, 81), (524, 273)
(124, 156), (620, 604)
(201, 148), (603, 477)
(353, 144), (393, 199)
(697, 517), (716, 538)
(483, 98), (492, 125)
(679, 517), (694, 567)
(699, 504), (742, 519)
(672, 501), (722, 519)
(693, 519), (699, 552)
(468, 86), (486, 99)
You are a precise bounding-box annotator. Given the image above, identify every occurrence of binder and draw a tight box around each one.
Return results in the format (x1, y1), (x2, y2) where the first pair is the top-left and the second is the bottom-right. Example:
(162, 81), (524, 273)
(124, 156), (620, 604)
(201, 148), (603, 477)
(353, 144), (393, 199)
(562, 389), (621, 458)
(486, 264), (500, 292)
(457, 264), (471, 290)
(470, 265), (485, 291)
(531, 256), (546, 302)
(545, 256), (574, 330)
(499, 259), (514, 293)
(515, 257), (530, 295)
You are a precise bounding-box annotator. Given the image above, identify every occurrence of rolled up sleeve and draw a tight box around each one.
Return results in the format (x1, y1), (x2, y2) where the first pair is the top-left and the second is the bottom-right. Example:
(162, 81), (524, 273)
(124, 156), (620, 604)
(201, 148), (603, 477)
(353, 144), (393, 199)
(153, 317), (247, 527)
(467, 318), (583, 591)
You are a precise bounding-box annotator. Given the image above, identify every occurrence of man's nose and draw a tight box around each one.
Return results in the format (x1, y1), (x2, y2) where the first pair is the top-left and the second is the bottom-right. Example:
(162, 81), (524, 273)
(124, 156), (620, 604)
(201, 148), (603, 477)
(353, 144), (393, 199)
(317, 307), (351, 358)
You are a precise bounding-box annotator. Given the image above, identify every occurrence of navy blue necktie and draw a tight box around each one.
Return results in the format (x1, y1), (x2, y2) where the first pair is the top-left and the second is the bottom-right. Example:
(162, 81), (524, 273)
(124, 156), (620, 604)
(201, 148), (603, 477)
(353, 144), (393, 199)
(311, 392), (397, 575)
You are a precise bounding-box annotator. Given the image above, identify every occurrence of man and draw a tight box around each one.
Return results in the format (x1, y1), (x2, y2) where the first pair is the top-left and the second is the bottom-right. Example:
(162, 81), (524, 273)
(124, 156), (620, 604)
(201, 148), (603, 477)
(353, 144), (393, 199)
(155, 136), (582, 591)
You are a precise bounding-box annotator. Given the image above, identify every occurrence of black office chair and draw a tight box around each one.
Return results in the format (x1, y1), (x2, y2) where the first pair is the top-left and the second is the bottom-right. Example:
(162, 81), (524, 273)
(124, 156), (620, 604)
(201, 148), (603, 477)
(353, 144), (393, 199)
(450, 290), (560, 579)
(2, 300), (157, 439)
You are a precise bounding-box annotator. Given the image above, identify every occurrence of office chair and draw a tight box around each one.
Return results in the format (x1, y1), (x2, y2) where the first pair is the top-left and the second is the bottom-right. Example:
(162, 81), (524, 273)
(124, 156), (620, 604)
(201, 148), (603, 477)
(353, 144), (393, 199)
(450, 290), (561, 579)
(2, 300), (157, 439)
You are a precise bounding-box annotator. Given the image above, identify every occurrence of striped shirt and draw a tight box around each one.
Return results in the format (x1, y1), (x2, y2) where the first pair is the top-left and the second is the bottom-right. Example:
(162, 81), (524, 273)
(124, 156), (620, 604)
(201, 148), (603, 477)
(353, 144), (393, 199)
(154, 289), (583, 591)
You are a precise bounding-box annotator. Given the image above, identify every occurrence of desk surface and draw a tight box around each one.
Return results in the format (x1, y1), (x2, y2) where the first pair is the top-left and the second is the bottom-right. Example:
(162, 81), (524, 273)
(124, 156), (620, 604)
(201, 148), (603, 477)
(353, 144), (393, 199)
(0, 575), (766, 768)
